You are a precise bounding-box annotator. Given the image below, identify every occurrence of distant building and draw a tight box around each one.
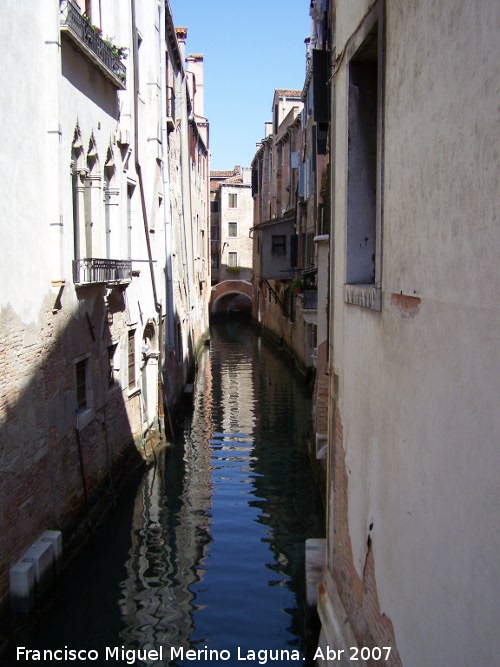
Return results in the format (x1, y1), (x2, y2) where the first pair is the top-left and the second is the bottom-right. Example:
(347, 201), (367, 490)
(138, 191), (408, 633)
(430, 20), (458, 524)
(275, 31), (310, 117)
(251, 91), (312, 372)
(209, 167), (253, 316)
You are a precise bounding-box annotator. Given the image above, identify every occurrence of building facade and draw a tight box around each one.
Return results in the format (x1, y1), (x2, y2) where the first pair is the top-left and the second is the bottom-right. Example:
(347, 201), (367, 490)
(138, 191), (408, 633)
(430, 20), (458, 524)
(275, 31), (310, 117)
(209, 167), (253, 316)
(0, 0), (209, 620)
(251, 91), (311, 370)
(163, 26), (210, 396)
(249, 2), (499, 665)
(315, 1), (499, 665)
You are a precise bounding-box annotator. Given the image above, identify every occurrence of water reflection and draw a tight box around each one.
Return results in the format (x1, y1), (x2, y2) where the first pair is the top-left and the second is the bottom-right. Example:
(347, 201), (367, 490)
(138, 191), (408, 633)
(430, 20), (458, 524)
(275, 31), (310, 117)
(10, 320), (323, 667)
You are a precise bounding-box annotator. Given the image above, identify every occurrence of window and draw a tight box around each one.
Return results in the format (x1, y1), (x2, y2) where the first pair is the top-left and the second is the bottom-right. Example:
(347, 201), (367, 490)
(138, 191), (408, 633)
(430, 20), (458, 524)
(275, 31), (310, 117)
(71, 129), (85, 260)
(136, 31), (143, 93)
(228, 222), (238, 238)
(84, 137), (101, 259)
(127, 183), (134, 261)
(345, 3), (384, 311)
(74, 354), (94, 428)
(228, 193), (237, 208)
(176, 322), (183, 362)
(252, 168), (259, 196)
(76, 359), (88, 410)
(108, 344), (118, 387)
(210, 200), (219, 213)
(211, 253), (219, 269)
(128, 330), (136, 390)
(272, 235), (286, 256)
(228, 252), (238, 267)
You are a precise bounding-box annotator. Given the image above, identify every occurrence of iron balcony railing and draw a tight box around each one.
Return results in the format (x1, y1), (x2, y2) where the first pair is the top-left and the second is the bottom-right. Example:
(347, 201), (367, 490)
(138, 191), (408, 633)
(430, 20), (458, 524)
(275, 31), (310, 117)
(60, 1), (126, 89)
(73, 258), (132, 286)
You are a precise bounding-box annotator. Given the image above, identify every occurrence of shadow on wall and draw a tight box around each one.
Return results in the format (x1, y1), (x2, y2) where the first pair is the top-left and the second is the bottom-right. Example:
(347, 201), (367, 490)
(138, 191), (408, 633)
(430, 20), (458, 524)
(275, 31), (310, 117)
(61, 40), (120, 120)
(0, 286), (146, 640)
(211, 293), (252, 317)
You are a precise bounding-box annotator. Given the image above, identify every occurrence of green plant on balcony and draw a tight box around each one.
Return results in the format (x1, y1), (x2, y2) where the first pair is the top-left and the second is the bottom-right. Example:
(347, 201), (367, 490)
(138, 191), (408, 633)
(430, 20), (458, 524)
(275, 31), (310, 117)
(227, 266), (241, 275)
(290, 278), (303, 294)
(82, 14), (102, 36)
(103, 37), (129, 60)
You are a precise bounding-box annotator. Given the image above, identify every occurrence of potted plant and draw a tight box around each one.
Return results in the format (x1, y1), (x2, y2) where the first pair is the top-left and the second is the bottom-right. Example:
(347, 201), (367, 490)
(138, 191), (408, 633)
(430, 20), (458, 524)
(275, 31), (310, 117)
(290, 278), (303, 294)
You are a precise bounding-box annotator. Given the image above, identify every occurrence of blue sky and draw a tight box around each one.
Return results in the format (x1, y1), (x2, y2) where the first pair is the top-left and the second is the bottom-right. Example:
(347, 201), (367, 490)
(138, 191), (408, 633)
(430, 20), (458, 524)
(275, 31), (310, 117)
(169, 0), (311, 171)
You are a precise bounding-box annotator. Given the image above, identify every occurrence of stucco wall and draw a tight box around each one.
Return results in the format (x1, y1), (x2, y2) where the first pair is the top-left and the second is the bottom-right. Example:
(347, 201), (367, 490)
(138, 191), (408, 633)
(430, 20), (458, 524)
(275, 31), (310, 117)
(326, 1), (500, 664)
(0, 0), (210, 618)
(220, 184), (253, 282)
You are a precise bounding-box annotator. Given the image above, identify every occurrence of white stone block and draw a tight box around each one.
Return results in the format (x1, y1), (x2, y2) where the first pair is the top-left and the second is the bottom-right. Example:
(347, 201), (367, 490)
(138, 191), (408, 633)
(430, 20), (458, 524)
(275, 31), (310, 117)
(305, 538), (326, 608)
(9, 561), (35, 613)
(39, 530), (63, 561)
(316, 434), (327, 460)
(22, 540), (54, 597)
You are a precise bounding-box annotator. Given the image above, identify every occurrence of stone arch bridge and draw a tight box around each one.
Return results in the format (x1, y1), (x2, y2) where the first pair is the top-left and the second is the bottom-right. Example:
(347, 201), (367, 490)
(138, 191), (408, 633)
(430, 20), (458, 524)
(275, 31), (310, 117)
(210, 279), (253, 316)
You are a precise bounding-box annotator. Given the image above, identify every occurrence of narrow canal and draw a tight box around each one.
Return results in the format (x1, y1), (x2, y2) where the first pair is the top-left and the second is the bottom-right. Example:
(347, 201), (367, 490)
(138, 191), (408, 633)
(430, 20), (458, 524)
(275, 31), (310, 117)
(9, 320), (324, 667)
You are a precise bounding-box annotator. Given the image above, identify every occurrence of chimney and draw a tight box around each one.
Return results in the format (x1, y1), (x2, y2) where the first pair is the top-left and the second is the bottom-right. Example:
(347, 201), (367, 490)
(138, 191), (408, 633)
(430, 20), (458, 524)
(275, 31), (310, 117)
(304, 36), (312, 72)
(186, 54), (205, 118)
(175, 27), (187, 60)
(264, 121), (273, 138)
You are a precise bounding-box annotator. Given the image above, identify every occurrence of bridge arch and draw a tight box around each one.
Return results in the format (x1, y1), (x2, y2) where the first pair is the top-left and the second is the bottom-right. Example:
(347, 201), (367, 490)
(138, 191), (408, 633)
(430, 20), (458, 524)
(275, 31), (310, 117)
(210, 279), (253, 316)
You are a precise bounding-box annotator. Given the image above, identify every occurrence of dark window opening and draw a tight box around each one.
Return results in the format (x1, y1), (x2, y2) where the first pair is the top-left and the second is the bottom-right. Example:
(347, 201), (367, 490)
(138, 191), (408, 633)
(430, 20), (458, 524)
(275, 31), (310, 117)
(76, 359), (87, 410)
(108, 344), (118, 387)
(272, 235), (286, 256)
(128, 330), (136, 390)
(346, 22), (379, 285)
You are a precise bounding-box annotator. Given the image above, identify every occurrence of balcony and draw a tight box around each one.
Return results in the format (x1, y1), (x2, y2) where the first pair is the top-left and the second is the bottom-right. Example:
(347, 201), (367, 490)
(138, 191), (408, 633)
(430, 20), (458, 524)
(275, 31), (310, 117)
(303, 289), (318, 310)
(73, 258), (132, 287)
(298, 289), (318, 325)
(60, 1), (126, 90)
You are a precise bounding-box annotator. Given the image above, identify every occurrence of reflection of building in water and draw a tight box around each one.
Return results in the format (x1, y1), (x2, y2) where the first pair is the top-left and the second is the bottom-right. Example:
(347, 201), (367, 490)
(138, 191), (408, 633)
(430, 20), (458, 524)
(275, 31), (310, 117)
(117, 350), (215, 654)
(212, 325), (256, 435)
(207, 322), (323, 650)
(250, 333), (323, 642)
(107, 322), (321, 658)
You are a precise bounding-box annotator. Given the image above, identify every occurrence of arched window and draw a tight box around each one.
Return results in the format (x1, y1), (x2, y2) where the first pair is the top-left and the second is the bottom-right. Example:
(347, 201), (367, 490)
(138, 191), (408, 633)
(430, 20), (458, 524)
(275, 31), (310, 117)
(85, 132), (102, 258)
(104, 144), (119, 259)
(71, 124), (86, 260)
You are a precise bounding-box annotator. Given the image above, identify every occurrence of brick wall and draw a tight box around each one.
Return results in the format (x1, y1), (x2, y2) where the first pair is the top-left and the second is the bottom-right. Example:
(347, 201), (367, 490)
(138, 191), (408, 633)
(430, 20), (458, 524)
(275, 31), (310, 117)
(0, 292), (144, 610)
(327, 398), (402, 666)
(313, 341), (329, 434)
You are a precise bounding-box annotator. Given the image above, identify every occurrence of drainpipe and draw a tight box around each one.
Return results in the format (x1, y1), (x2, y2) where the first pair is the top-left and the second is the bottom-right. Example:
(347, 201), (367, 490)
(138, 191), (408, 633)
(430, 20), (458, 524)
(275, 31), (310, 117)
(159, 0), (175, 351)
(131, 0), (164, 424)
(178, 44), (193, 315)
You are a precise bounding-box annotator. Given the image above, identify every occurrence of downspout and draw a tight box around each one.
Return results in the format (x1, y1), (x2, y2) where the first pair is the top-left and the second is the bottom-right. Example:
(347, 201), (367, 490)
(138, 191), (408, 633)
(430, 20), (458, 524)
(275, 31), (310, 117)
(180, 74), (193, 314)
(131, 0), (164, 425)
(131, 0), (159, 312)
(159, 0), (175, 351)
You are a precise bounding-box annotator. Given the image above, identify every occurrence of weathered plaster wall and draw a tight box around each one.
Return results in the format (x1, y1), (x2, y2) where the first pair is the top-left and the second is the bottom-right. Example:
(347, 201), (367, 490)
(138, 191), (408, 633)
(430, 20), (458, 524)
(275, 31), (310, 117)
(0, 0), (211, 617)
(220, 184), (253, 282)
(326, 1), (500, 665)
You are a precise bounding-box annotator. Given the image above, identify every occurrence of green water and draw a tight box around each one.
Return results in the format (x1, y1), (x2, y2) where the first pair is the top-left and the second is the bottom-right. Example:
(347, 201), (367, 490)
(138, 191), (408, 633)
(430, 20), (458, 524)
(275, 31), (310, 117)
(8, 320), (324, 666)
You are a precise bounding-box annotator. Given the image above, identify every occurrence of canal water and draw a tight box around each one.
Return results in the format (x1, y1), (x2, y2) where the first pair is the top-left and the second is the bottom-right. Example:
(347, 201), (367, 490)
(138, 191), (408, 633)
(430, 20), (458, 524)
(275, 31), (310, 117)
(8, 320), (324, 667)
